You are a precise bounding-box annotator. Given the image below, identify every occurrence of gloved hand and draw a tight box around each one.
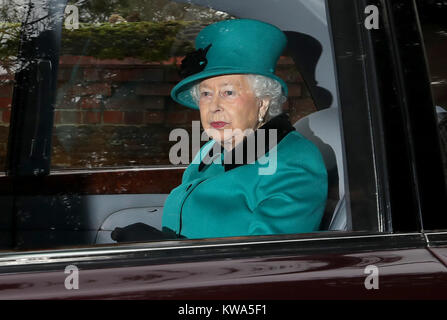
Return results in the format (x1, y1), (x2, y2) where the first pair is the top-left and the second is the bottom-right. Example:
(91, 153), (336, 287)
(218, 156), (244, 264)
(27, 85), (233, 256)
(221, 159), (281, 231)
(111, 223), (173, 242)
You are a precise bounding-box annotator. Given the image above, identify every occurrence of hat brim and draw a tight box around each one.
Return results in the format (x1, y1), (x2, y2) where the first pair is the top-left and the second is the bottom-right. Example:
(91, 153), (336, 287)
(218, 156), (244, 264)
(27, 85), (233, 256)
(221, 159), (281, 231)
(171, 68), (289, 110)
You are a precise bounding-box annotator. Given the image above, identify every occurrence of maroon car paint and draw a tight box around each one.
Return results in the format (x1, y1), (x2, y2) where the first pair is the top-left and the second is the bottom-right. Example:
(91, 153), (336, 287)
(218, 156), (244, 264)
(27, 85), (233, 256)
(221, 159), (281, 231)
(1, 247), (446, 299)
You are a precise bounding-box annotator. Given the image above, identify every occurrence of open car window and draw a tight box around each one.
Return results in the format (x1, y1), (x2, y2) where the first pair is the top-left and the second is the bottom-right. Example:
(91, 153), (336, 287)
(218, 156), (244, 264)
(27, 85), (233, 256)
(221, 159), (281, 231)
(0, 0), (393, 251)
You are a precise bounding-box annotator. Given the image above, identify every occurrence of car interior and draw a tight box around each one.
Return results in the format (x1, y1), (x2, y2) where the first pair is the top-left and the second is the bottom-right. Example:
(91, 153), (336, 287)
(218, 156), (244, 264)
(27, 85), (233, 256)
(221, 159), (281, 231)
(2, 0), (358, 249)
(93, 0), (352, 243)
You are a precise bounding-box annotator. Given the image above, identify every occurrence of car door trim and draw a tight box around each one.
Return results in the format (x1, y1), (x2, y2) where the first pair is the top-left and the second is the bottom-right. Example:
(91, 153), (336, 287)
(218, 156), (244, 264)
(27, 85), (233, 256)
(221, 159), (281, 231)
(0, 232), (426, 273)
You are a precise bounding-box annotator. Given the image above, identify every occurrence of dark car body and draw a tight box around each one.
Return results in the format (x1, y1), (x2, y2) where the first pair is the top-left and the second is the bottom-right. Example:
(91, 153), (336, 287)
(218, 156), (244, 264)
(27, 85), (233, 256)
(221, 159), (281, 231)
(0, 0), (446, 300)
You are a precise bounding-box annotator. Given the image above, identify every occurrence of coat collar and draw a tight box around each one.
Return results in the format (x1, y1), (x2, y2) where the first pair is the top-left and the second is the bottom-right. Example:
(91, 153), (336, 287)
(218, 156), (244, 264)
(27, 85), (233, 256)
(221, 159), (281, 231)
(198, 113), (296, 172)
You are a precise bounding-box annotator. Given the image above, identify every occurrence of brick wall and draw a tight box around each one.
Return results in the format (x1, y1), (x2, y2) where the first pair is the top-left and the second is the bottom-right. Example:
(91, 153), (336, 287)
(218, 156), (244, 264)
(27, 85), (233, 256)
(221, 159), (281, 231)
(0, 55), (316, 170)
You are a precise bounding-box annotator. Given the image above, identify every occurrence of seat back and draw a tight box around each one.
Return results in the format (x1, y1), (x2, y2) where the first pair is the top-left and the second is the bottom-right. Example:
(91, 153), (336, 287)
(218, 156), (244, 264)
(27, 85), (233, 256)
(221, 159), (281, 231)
(294, 108), (350, 230)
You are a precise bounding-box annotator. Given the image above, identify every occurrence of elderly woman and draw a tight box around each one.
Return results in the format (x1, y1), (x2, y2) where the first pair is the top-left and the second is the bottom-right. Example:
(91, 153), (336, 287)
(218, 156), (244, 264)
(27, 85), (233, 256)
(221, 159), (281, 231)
(112, 19), (327, 242)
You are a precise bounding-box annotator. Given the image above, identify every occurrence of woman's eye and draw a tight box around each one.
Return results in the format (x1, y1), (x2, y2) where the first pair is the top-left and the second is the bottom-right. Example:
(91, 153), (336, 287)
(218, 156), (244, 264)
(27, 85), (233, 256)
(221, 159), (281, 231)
(200, 91), (211, 97)
(224, 90), (234, 96)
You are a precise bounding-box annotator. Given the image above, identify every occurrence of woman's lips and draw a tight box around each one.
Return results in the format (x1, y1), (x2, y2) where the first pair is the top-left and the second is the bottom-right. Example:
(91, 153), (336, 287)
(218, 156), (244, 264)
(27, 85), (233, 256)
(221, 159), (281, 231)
(210, 121), (228, 129)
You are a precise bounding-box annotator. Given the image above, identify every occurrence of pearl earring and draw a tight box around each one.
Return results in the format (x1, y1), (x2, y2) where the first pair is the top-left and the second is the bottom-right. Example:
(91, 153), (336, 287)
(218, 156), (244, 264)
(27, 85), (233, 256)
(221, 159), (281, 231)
(258, 115), (264, 123)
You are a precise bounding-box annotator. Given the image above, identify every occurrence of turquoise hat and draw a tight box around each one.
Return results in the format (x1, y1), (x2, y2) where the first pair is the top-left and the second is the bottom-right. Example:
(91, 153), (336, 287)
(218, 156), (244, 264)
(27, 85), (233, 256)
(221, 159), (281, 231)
(170, 19), (288, 109)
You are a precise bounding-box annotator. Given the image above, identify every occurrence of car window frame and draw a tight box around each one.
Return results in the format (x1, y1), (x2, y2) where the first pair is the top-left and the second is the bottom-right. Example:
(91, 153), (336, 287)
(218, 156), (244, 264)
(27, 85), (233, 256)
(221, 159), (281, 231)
(374, 0), (447, 232)
(0, 0), (436, 257)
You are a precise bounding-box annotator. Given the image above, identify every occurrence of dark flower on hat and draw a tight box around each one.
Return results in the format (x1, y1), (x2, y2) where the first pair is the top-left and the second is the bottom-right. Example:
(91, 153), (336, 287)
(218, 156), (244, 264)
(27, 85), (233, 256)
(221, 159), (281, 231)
(179, 44), (212, 78)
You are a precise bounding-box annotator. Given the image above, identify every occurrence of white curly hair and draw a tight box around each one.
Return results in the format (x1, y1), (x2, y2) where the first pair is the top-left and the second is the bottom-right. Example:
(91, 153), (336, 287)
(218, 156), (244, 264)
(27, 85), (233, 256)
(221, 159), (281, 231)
(190, 74), (287, 119)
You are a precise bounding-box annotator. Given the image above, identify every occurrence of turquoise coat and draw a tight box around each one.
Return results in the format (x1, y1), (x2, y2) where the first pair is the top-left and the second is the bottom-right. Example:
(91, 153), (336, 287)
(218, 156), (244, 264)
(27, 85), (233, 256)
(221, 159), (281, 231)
(162, 114), (328, 239)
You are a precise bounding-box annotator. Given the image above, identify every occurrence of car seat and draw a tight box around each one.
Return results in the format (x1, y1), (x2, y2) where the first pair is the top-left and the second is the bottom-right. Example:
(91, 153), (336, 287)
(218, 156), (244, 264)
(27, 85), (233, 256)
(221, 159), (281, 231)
(294, 107), (351, 231)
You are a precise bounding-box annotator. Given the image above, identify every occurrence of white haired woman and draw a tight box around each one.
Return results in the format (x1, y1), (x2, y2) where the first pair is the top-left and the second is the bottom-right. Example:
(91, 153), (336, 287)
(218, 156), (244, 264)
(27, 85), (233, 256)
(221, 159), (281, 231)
(112, 19), (327, 242)
(190, 74), (287, 150)
(161, 19), (328, 239)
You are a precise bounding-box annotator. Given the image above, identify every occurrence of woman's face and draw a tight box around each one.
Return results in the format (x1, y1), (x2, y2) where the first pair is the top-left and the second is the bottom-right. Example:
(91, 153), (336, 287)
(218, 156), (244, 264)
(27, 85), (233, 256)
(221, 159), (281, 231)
(198, 74), (268, 149)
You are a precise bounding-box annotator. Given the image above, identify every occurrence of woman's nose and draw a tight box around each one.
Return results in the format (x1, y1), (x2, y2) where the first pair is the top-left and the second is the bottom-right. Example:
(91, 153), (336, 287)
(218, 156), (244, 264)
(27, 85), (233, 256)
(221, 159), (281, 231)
(209, 93), (223, 112)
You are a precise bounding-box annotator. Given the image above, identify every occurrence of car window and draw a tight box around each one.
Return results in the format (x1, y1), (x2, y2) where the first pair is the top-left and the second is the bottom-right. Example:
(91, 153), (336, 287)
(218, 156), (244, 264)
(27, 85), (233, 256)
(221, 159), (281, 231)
(54, 0), (346, 240)
(0, 0), (391, 251)
(417, 1), (447, 189)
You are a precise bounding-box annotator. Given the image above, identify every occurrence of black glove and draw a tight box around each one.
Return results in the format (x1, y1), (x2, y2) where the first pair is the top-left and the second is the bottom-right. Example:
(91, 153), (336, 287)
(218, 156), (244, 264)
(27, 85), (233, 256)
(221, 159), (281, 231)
(111, 223), (183, 242)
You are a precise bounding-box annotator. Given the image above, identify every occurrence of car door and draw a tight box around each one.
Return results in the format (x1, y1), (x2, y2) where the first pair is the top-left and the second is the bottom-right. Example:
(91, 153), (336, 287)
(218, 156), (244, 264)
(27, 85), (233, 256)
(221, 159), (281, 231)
(0, 0), (446, 301)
